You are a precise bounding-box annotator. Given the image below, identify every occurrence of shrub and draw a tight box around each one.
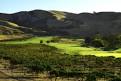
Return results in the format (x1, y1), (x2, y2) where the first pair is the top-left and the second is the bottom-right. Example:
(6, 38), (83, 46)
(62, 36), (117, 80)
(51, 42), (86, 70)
(40, 40), (43, 43)
(46, 41), (50, 43)
(91, 39), (104, 47)
(51, 37), (61, 42)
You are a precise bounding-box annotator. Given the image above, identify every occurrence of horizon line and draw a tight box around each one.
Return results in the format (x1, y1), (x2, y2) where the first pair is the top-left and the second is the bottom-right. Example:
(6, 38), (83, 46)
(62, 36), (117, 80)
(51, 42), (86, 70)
(1, 9), (121, 14)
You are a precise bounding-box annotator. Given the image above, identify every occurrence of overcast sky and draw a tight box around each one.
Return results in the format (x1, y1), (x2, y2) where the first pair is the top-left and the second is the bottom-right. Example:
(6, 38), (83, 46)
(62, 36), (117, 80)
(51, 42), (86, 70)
(0, 0), (121, 13)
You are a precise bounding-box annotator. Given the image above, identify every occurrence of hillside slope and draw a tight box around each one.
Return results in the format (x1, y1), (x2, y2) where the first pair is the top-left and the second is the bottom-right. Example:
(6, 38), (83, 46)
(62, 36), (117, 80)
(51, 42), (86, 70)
(0, 20), (35, 40)
(0, 10), (121, 36)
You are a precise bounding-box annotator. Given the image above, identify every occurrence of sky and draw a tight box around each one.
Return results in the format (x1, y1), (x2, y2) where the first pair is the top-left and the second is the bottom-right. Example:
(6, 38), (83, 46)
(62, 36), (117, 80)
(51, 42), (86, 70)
(0, 0), (121, 13)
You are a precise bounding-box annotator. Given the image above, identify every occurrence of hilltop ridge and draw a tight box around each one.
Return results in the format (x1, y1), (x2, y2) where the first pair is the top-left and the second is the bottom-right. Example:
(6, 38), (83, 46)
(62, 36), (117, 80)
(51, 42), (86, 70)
(0, 10), (121, 37)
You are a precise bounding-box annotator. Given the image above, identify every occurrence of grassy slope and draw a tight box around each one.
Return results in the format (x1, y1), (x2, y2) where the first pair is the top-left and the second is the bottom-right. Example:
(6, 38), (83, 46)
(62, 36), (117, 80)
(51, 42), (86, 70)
(0, 20), (34, 41)
(1, 36), (52, 44)
(50, 43), (121, 57)
(1, 37), (121, 57)
(0, 35), (31, 41)
(0, 20), (24, 35)
(50, 11), (66, 20)
(0, 20), (19, 27)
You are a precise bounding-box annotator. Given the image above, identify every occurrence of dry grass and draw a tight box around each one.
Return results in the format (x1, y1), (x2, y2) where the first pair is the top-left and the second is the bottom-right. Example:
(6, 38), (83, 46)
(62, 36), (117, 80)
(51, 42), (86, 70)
(0, 35), (30, 41)
(51, 11), (66, 20)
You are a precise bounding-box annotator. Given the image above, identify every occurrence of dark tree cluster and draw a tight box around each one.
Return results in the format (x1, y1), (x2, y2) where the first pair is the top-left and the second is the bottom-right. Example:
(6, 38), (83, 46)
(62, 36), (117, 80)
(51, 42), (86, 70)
(84, 34), (121, 50)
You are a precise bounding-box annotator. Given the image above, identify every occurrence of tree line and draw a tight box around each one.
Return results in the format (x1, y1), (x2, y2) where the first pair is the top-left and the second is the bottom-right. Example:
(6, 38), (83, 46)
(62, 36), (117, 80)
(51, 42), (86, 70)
(84, 34), (121, 50)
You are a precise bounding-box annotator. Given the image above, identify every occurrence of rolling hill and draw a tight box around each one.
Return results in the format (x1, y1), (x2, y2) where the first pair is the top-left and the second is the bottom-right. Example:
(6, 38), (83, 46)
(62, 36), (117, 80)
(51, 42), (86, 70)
(0, 19), (35, 40)
(0, 10), (121, 37)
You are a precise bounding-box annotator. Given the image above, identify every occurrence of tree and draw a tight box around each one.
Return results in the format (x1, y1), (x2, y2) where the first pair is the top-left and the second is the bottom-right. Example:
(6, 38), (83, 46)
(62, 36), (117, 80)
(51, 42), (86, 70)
(40, 40), (43, 43)
(91, 34), (104, 47)
(46, 41), (50, 43)
(84, 34), (104, 47)
(91, 39), (104, 47)
(103, 35), (121, 50)
(84, 37), (92, 46)
(84, 34), (121, 50)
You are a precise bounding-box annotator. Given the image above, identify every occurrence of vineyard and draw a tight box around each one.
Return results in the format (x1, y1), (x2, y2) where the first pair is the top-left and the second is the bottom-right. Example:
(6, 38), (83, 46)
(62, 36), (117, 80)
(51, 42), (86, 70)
(0, 44), (120, 81)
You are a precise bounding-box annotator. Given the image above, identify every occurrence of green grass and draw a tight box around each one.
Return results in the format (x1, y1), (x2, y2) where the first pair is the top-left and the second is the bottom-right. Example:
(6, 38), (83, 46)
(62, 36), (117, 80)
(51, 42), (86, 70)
(2, 36), (53, 44)
(0, 35), (28, 41)
(1, 36), (121, 57)
(49, 43), (121, 57)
